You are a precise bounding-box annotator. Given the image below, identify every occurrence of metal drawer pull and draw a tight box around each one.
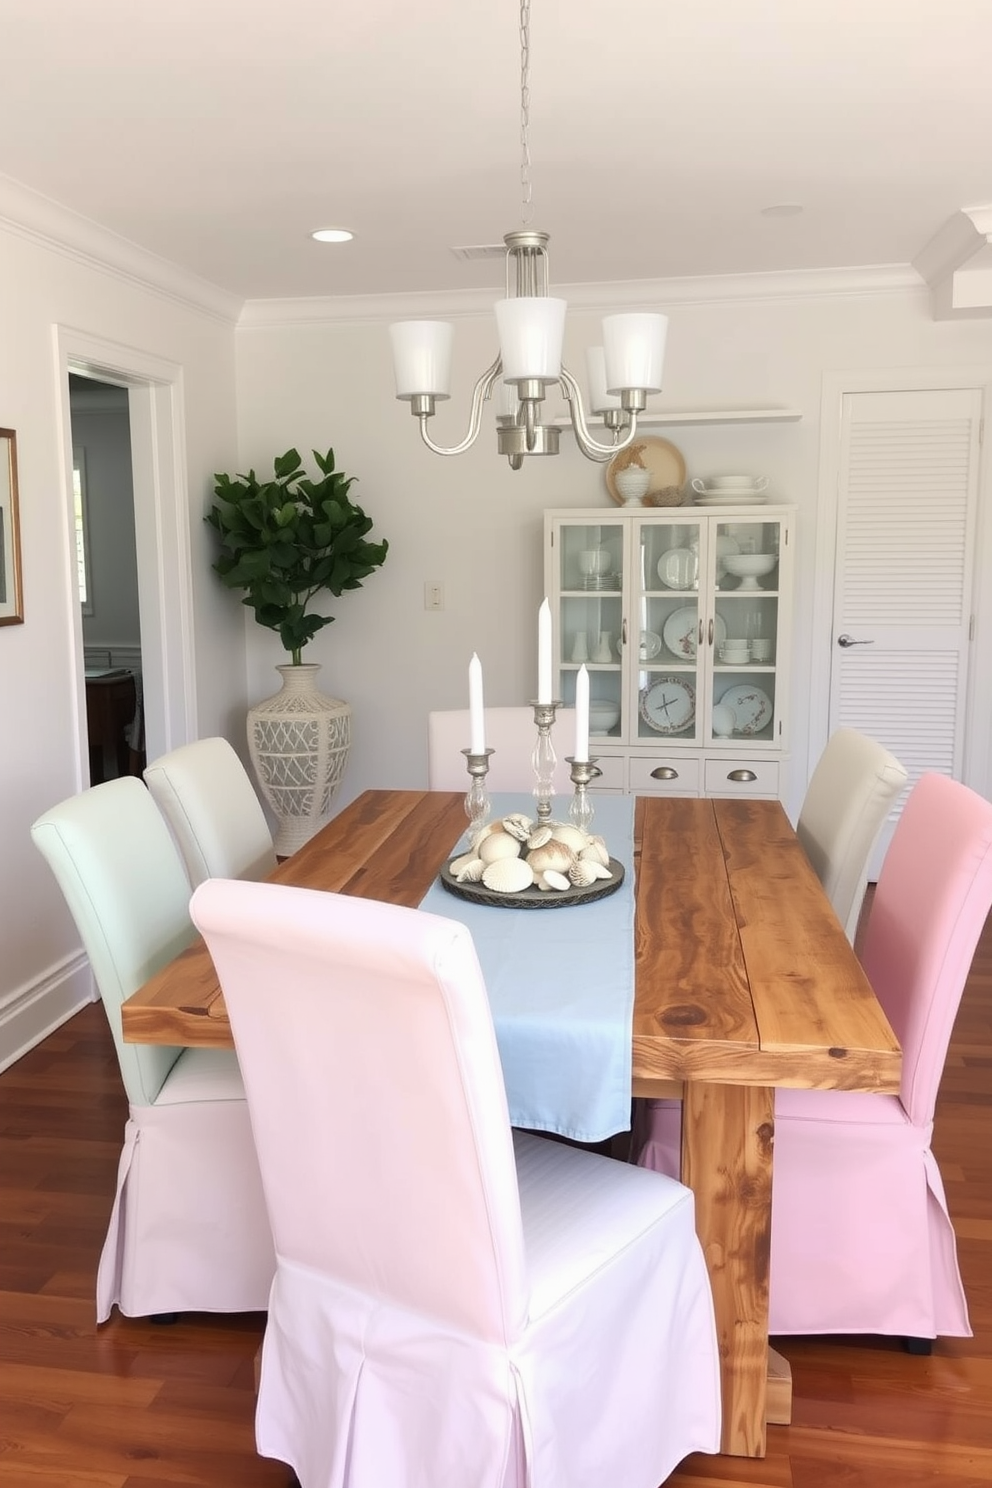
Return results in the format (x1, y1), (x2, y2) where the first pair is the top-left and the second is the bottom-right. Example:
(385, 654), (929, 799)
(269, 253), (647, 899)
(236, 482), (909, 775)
(727, 769), (757, 782)
(837, 634), (874, 647)
(650, 766), (679, 780)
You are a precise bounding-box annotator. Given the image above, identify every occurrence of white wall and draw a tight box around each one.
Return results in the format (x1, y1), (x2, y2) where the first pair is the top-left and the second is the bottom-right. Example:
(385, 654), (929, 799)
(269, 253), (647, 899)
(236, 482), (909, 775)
(234, 283), (992, 817)
(0, 217), (244, 1068)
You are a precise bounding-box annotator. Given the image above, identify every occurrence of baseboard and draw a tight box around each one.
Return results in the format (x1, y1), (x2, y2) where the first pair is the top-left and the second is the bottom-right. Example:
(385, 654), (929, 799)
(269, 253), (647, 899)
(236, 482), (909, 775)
(0, 952), (95, 1073)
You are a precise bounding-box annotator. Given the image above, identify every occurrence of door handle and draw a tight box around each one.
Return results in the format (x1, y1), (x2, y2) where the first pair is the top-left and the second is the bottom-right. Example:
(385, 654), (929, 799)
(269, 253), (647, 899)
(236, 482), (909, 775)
(837, 634), (875, 648)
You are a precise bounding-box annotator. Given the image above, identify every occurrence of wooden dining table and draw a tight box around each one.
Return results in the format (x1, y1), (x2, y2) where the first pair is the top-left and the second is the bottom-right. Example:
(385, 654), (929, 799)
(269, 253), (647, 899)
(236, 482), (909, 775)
(121, 788), (901, 1459)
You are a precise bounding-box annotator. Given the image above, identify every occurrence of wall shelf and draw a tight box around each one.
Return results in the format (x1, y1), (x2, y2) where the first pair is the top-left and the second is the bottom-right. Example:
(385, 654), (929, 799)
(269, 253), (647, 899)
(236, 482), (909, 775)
(554, 407), (803, 429)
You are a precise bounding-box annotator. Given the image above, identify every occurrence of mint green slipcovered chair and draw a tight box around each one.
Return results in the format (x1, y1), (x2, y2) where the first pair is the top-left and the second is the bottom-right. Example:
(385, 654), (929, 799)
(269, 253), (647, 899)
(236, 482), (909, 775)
(31, 776), (274, 1321)
(144, 736), (277, 887)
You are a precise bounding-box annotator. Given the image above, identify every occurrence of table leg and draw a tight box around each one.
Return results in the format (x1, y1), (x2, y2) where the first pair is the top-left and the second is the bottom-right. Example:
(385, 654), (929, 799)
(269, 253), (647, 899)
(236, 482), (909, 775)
(681, 1081), (775, 1458)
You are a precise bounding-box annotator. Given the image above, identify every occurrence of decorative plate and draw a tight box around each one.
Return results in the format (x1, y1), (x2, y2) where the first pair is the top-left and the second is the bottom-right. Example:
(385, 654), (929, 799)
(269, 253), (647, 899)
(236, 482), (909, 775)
(639, 676), (696, 734)
(605, 436), (686, 507)
(662, 606), (727, 659)
(718, 683), (773, 735)
(438, 858), (625, 909)
(656, 547), (699, 589)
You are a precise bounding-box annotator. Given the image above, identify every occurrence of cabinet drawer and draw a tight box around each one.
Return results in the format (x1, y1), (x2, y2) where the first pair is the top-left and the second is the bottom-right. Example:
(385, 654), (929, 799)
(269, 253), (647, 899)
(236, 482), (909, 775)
(629, 754), (701, 796)
(588, 754), (626, 792)
(703, 757), (780, 798)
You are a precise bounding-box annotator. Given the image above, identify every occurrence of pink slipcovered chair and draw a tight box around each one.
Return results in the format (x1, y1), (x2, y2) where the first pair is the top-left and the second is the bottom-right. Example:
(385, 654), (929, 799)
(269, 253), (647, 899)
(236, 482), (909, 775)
(31, 777), (275, 1322)
(634, 772), (992, 1344)
(190, 878), (721, 1488)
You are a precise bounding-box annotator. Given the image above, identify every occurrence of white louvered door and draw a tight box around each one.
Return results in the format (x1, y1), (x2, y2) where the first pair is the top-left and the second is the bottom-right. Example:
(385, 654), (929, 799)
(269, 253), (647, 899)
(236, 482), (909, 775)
(829, 388), (982, 866)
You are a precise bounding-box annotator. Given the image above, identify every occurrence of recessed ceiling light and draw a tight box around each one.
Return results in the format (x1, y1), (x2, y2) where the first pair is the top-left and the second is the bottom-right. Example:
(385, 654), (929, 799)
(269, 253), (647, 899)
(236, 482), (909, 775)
(760, 204), (804, 218)
(311, 228), (354, 244)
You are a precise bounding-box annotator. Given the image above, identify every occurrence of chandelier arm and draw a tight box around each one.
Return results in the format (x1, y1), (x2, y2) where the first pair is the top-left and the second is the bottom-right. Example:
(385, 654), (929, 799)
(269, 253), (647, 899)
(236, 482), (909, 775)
(558, 366), (641, 463)
(415, 357), (504, 457)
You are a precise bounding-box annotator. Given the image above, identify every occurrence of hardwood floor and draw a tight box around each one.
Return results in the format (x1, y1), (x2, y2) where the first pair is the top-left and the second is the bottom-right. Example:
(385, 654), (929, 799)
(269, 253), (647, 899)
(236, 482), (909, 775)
(1, 909), (989, 1487)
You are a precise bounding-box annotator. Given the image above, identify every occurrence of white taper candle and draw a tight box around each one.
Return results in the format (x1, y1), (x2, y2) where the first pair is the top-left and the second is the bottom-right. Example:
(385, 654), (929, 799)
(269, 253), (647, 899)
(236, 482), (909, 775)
(468, 653), (485, 753)
(538, 598), (552, 704)
(574, 665), (590, 762)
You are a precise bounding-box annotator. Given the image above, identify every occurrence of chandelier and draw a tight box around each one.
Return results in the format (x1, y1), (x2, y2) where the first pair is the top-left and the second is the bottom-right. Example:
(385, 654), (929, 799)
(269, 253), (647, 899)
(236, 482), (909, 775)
(388, 0), (668, 470)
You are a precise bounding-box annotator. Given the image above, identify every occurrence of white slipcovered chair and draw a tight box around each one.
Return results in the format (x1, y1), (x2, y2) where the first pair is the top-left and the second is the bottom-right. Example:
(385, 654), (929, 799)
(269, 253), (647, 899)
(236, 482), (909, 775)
(190, 877), (721, 1488)
(144, 735), (277, 886)
(636, 772), (992, 1345)
(796, 726), (908, 942)
(427, 706), (577, 794)
(31, 776), (275, 1322)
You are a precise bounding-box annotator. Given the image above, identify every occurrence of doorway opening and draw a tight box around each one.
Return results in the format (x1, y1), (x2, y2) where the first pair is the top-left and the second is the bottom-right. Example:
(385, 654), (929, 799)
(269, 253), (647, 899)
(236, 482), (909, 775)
(56, 327), (196, 784)
(68, 374), (144, 782)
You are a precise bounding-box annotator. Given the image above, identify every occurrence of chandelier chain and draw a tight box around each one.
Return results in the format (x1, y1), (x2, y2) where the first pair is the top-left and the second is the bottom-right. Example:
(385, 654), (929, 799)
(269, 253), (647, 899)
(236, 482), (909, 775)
(519, 0), (533, 225)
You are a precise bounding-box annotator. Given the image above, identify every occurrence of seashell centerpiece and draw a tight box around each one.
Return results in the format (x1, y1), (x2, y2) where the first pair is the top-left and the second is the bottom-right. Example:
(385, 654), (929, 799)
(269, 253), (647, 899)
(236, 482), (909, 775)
(440, 815), (623, 910)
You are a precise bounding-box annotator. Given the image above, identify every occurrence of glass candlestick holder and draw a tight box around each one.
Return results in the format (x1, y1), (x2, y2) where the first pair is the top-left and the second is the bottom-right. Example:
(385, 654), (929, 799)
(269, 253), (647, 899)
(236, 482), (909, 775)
(530, 700), (561, 824)
(565, 757), (602, 835)
(461, 748), (494, 845)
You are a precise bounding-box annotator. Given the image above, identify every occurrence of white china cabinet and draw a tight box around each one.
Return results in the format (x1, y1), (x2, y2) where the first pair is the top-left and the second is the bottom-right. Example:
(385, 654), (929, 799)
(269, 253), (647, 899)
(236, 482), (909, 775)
(544, 507), (796, 799)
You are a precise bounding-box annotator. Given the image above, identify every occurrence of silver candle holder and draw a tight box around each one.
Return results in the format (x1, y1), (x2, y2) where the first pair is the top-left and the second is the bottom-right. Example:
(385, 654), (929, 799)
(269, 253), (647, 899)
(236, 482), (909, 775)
(530, 700), (562, 824)
(461, 747), (494, 844)
(565, 756), (602, 835)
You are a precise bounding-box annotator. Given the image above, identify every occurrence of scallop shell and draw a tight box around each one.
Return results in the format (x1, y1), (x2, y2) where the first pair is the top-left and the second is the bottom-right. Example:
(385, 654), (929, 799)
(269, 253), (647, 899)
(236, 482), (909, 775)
(527, 825), (553, 850)
(569, 858), (612, 886)
(478, 831), (523, 865)
(450, 855), (486, 883)
(551, 825), (589, 854)
(500, 813), (534, 843)
(481, 857), (534, 894)
(579, 837), (611, 868)
(541, 870), (571, 892)
(526, 840), (576, 876)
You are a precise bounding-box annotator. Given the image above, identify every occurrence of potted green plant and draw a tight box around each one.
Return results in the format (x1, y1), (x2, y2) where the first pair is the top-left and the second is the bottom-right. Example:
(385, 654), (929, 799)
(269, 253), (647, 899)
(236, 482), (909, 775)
(206, 446), (388, 853)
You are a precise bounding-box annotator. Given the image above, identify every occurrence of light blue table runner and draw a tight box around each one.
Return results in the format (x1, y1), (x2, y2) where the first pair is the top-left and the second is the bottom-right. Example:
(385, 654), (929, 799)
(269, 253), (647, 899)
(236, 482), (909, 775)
(418, 793), (636, 1142)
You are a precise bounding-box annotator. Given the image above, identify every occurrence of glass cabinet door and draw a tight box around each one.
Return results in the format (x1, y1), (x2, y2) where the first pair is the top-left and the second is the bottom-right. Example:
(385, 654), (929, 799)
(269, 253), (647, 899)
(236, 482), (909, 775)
(634, 516), (704, 745)
(709, 516), (785, 745)
(553, 520), (625, 740)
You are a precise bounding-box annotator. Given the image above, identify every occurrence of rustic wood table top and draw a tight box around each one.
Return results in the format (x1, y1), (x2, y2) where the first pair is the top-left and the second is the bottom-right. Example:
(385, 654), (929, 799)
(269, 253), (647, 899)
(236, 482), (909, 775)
(121, 788), (901, 1459)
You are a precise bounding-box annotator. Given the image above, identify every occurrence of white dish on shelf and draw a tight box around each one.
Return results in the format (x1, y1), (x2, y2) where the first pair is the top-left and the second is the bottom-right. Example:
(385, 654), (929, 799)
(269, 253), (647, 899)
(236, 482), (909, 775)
(695, 475), (769, 491)
(722, 553), (777, 590)
(656, 547), (698, 589)
(693, 493), (769, 506)
(662, 606), (726, 660)
(639, 676), (696, 734)
(718, 683), (773, 735)
(639, 630), (663, 661)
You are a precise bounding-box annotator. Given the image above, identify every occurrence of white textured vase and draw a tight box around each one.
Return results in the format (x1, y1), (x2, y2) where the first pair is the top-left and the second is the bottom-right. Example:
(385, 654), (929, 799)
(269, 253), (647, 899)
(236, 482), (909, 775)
(614, 466), (652, 505)
(247, 663), (351, 856)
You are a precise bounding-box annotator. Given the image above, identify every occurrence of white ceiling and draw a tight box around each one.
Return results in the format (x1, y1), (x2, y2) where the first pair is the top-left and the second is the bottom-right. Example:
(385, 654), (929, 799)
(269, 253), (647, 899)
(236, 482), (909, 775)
(3, 0), (991, 303)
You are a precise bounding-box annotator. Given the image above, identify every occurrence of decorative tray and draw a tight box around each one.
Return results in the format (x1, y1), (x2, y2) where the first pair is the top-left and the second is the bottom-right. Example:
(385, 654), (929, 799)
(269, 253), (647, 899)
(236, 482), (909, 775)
(605, 436), (686, 506)
(438, 857), (625, 909)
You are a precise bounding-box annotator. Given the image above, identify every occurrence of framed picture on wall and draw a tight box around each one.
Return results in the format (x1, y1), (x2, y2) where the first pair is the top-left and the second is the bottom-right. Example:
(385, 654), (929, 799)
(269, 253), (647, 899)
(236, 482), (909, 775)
(0, 428), (23, 626)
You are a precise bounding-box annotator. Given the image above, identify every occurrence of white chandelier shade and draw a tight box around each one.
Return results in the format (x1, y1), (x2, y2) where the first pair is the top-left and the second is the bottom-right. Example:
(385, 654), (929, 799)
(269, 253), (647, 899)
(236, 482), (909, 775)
(494, 296), (567, 383)
(603, 313), (668, 395)
(389, 321), (453, 401)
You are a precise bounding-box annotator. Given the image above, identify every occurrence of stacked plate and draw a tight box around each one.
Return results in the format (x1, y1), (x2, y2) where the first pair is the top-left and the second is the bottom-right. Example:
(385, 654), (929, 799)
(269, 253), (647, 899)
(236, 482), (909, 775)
(691, 475), (769, 507)
(579, 573), (620, 591)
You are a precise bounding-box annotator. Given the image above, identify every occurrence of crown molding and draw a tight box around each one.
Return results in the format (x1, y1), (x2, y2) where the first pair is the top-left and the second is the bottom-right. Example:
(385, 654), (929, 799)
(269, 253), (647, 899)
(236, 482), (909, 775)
(913, 205), (992, 319)
(0, 172), (243, 325)
(237, 263), (925, 329)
